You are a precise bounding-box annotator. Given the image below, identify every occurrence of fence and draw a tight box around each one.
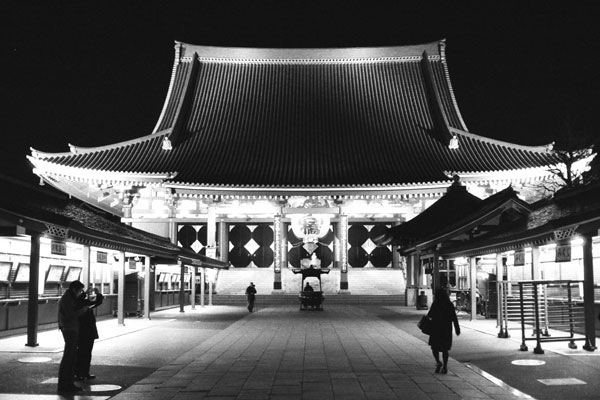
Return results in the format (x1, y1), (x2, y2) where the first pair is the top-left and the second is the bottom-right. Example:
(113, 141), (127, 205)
(497, 280), (586, 354)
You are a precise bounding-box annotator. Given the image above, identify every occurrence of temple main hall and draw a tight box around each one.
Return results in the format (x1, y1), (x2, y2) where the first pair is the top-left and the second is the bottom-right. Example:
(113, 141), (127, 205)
(28, 40), (558, 299)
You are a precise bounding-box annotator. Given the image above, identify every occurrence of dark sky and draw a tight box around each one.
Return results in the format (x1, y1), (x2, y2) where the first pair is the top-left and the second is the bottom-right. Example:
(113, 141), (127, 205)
(4, 1), (599, 184)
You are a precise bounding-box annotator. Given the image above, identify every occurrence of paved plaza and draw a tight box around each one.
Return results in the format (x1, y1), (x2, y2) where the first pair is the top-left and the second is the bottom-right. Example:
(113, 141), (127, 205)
(2, 304), (597, 399)
(109, 306), (525, 400)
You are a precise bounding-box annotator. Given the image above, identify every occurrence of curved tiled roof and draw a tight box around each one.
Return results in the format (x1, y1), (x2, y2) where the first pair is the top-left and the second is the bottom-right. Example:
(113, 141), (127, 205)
(29, 41), (557, 188)
(0, 175), (228, 268)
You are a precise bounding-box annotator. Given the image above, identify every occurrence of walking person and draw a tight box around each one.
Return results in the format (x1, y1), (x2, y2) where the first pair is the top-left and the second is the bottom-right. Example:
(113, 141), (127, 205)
(57, 280), (89, 393)
(245, 282), (256, 312)
(75, 287), (104, 382)
(427, 288), (460, 374)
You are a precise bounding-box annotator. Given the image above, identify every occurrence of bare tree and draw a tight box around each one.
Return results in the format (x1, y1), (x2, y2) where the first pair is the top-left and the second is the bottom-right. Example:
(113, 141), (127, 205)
(544, 116), (595, 193)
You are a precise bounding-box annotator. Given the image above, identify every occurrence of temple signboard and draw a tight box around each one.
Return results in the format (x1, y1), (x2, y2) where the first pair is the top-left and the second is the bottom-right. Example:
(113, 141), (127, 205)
(514, 250), (525, 266)
(51, 240), (66, 256)
(555, 244), (571, 263)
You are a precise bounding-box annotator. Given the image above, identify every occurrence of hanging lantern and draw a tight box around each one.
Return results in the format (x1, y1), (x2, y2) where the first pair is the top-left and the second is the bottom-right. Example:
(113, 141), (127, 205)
(291, 214), (330, 243)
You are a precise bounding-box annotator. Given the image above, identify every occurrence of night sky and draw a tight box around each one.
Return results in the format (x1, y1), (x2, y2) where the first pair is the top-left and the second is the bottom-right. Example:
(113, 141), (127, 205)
(4, 1), (599, 184)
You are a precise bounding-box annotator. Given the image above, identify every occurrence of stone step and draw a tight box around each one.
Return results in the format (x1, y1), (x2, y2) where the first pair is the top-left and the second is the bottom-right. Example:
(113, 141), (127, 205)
(215, 268), (406, 296)
(202, 294), (406, 306)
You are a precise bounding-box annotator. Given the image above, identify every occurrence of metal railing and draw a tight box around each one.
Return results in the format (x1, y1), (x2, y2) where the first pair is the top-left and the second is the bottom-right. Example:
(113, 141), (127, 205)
(497, 280), (586, 354)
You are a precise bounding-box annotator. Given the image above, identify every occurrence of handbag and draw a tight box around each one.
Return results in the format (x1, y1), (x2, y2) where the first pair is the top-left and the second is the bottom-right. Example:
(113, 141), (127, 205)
(418, 315), (432, 335)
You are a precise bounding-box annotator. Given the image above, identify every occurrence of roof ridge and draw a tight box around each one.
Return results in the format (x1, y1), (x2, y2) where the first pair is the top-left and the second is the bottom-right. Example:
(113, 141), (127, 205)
(176, 40), (444, 61)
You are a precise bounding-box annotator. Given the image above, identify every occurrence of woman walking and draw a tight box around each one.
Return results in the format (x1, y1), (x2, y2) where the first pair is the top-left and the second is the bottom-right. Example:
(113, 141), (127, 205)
(427, 289), (460, 374)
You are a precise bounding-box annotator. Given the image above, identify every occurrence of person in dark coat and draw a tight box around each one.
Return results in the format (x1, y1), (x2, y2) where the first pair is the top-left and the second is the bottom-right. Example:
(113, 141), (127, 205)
(427, 288), (460, 374)
(57, 280), (88, 393)
(245, 282), (256, 312)
(75, 287), (104, 381)
(303, 282), (314, 292)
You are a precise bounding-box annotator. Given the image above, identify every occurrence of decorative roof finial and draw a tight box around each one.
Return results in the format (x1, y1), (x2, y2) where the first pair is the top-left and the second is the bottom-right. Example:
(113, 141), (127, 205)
(162, 136), (173, 151)
(448, 135), (459, 149)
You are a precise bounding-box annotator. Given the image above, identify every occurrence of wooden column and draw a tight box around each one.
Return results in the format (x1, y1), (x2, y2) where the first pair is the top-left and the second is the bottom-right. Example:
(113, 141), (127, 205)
(338, 214), (349, 291)
(117, 252), (125, 326)
(469, 256), (477, 322)
(208, 273), (213, 306)
(26, 232), (41, 347)
(273, 214), (282, 290)
(143, 257), (151, 320)
(207, 204), (217, 248)
(81, 245), (91, 289)
(531, 246), (541, 280)
(432, 252), (440, 292)
(200, 267), (206, 307)
(191, 265), (196, 310)
(179, 260), (185, 313)
(582, 234), (597, 351)
(496, 253), (503, 327)
(219, 220), (228, 264)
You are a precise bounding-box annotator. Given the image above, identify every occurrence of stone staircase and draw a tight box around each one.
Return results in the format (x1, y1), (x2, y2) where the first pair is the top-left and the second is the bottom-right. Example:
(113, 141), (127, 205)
(212, 267), (406, 306)
(204, 293), (405, 306)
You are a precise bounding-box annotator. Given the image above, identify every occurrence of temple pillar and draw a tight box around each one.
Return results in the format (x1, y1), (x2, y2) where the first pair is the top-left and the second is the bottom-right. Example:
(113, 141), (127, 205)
(167, 194), (177, 244)
(338, 214), (349, 291)
(432, 252), (440, 292)
(582, 234), (597, 351)
(179, 260), (185, 313)
(207, 206), (216, 247)
(531, 246), (541, 280)
(191, 264), (196, 310)
(26, 232), (41, 347)
(218, 220), (228, 263)
(273, 214), (282, 290)
(405, 254), (418, 307)
(117, 251), (126, 326)
(207, 204), (217, 250)
(143, 257), (151, 319)
(81, 245), (91, 290)
(200, 267), (206, 307)
(469, 256), (477, 321)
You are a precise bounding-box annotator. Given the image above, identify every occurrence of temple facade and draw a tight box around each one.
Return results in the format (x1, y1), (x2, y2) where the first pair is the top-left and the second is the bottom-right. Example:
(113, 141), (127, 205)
(28, 40), (559, 297)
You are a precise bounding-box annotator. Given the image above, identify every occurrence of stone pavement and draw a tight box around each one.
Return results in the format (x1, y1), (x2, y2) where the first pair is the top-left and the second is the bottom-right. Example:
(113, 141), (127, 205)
(108, 305), (527, 400)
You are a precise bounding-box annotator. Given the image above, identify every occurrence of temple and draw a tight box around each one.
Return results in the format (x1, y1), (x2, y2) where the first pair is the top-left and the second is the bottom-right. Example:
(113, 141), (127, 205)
(28, 40), (559, 298)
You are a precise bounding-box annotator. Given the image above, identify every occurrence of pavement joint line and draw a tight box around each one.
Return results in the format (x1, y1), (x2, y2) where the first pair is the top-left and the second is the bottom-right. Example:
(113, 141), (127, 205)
(464, 363), (536, 400)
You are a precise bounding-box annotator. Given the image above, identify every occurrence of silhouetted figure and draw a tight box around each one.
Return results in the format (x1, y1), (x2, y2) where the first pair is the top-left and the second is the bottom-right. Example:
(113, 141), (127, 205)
(427, 289), (460, 374)
(57, 280), (88, 393)
(303, 282), (314, 292)
(75, 287), (104, 381)
(245, 282), (256, 312)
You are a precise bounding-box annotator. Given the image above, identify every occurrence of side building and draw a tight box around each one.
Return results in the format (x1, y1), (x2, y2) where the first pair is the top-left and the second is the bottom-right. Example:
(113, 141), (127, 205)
(28, 40), (559, 299)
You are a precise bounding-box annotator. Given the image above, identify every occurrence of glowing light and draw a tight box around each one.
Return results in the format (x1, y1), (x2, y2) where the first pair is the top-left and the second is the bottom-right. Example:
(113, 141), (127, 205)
(291, 214), (330, 243)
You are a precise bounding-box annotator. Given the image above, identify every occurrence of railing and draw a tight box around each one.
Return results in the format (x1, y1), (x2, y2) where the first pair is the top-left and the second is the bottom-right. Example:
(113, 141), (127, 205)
(497, 280), (586, 354)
